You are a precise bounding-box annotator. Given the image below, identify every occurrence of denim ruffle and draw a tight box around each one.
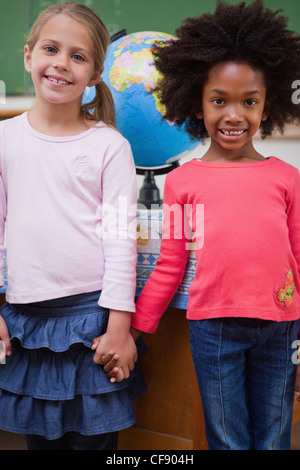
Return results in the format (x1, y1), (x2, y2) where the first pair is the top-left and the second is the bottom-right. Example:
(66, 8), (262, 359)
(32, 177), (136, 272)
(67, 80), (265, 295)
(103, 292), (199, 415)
(0, 388), (139, 439)
(0, 339), (146, 399)
(2, 300), (109, 352)
(0, 292), (147, 439)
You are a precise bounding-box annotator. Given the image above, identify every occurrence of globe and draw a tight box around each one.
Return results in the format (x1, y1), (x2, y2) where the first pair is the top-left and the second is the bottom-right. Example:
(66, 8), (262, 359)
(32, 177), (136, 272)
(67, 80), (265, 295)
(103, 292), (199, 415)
(82, 31), (198, 169)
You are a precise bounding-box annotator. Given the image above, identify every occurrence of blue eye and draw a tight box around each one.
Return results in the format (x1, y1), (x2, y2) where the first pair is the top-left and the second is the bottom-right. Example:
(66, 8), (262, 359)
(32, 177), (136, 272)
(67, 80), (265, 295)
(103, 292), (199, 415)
(45, 46), (56, 53)
(73, 54), (84, 61)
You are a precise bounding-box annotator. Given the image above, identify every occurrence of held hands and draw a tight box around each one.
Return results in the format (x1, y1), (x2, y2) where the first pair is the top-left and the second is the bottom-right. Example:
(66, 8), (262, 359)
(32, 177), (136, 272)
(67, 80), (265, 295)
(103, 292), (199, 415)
(91, 310), (139, 383)
(92, 331), (137, 382)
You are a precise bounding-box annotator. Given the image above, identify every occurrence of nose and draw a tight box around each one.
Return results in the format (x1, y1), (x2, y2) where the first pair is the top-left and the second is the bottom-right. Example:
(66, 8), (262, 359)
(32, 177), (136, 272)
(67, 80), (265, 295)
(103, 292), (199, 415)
(224, 104), (243, 123)
(53, 53), (69, 71)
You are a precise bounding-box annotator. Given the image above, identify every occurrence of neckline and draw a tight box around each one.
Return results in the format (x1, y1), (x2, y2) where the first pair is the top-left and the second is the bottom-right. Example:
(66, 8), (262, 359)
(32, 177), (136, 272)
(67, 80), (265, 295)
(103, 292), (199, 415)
(190, 157), (276, 168)
(22, 112), (104, 142)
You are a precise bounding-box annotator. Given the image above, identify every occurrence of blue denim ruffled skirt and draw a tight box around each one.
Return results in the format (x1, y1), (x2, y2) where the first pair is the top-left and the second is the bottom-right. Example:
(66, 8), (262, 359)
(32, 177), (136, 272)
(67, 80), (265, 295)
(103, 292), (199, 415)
(0, 291), (147, 440)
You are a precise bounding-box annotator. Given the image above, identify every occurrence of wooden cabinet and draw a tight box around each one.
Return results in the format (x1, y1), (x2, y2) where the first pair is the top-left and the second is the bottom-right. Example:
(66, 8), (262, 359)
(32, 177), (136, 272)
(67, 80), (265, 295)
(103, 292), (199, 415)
(118, 304), (300, 449)
(118, 306), (208, 450)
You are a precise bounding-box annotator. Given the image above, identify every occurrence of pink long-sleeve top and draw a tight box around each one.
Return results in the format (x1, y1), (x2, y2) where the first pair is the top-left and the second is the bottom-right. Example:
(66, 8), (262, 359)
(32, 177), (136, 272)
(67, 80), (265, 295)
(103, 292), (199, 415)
(131, 157), (300, 333)
(0, 112), (137, 312)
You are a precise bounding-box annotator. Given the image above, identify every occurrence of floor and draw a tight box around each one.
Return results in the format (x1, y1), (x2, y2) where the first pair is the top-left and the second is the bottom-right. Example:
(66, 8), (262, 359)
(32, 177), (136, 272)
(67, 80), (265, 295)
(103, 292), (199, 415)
(292, 422), (300, 450)
(0, 424), (299, 450)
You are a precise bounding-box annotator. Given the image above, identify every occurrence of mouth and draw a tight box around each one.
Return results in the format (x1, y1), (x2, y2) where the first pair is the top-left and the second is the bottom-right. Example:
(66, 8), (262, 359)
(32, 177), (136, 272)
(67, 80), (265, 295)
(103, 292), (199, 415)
(219, 129), (247, 136)
(45, 75), (71, 86)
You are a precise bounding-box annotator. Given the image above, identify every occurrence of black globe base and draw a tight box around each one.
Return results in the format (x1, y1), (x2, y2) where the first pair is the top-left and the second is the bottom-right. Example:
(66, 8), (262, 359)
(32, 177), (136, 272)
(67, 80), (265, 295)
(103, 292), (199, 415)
(138, 170), (161, 208)
(136, 162), (179, 209)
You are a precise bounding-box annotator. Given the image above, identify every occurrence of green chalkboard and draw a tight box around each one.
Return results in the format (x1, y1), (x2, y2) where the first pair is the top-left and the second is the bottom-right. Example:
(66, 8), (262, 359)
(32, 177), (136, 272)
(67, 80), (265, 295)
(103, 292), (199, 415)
(1, 0), (300, 94)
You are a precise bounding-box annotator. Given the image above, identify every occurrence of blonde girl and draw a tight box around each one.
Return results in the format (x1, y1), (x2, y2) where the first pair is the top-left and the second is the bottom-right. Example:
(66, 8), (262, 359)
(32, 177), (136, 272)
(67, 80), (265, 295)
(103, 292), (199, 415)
(0, 2), (145, 450)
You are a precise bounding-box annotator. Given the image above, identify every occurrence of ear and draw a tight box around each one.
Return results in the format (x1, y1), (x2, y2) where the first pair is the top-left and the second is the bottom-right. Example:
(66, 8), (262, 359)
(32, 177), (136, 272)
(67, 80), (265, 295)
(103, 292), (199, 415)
(195, 109), (203, 120)
(194, 102), (203, 120)
(261, 101), (270, 122)
(87, 66), (104, 88)
(24, 45), (32, 73)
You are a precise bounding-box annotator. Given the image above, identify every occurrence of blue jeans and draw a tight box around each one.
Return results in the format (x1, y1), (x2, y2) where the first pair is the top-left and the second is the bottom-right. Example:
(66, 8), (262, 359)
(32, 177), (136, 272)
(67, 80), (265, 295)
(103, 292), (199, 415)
(189, 317), (299, 450)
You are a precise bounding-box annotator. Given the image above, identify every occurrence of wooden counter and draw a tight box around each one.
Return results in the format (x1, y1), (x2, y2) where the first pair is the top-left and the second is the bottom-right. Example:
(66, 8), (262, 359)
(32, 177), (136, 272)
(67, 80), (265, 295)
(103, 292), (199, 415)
(0, 109), (26, 120)
(0, 96), (35, 120)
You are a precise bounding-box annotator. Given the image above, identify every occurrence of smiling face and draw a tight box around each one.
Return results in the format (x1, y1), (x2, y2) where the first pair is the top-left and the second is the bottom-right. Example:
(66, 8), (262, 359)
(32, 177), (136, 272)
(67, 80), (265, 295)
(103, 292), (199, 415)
(24, 14), (102, 108)
(196, 62), (269, 158)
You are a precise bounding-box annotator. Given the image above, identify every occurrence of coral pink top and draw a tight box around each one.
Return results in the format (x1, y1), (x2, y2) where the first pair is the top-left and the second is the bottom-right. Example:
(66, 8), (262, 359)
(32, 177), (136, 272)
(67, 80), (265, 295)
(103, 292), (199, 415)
(131, 157), (300, 333)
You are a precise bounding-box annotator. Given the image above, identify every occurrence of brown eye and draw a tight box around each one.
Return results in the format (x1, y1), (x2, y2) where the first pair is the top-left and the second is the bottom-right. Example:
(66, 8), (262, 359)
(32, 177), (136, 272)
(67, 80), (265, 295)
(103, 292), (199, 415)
(245, 99), (257, 106)
(213, 98), (225, 105)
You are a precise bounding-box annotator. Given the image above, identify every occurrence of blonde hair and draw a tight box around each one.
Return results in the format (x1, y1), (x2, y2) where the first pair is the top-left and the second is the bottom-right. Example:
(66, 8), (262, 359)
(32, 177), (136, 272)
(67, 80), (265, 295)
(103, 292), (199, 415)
(26, 1), (116, 127)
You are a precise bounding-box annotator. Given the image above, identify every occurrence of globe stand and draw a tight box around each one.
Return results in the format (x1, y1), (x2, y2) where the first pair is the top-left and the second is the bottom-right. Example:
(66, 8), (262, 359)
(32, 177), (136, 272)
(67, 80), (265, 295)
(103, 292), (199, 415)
(136, 162), (179, 209)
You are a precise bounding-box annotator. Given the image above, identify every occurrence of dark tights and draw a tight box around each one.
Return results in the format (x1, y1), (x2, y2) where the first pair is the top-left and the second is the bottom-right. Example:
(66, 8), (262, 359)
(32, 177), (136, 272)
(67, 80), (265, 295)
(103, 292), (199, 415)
(26, 431), (118, 450)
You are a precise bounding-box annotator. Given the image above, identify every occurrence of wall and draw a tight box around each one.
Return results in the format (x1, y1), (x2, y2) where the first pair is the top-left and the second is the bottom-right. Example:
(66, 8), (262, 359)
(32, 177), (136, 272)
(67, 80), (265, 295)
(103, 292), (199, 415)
(1, 0), (300, 94)
(137, 132), (300, 201)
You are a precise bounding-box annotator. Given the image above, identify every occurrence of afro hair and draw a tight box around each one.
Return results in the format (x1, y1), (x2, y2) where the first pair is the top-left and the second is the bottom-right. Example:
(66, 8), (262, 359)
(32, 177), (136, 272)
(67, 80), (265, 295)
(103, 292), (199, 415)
(152, 0), (300, 140)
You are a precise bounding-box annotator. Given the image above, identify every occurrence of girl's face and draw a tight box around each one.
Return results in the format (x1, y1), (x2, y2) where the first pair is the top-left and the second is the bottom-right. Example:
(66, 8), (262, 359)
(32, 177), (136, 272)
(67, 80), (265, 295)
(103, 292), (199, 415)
(196, 62), (269, 154)
(24, 14), (102, 108)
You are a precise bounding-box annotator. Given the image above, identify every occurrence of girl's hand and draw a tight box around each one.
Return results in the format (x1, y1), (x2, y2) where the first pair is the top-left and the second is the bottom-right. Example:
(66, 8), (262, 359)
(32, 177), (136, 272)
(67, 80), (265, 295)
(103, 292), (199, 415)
(91, 338), (120, 381)
(92, 331), (137, 382)
(0, 315), (11, 361)
(91, 310), (137, 383)
(295, 363), (300, 402)
(91, 326), (142, 382)
(91, 327), (141, 374)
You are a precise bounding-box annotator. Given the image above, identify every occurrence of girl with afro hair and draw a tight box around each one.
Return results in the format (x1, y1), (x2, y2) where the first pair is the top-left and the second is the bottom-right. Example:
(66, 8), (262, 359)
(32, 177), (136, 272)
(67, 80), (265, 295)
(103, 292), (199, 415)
(131, 0), (300, 450)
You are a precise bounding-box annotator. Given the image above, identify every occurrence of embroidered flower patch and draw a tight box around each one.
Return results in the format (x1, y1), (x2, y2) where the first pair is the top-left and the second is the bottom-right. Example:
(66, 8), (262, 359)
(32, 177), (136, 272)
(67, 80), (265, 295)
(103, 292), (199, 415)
(277, 271), (295, 307)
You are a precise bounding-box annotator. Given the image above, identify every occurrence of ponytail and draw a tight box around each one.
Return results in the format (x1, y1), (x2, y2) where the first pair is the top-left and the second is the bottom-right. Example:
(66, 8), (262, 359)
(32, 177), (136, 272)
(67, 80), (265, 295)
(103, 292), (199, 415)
(82, 81), (116, 128)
